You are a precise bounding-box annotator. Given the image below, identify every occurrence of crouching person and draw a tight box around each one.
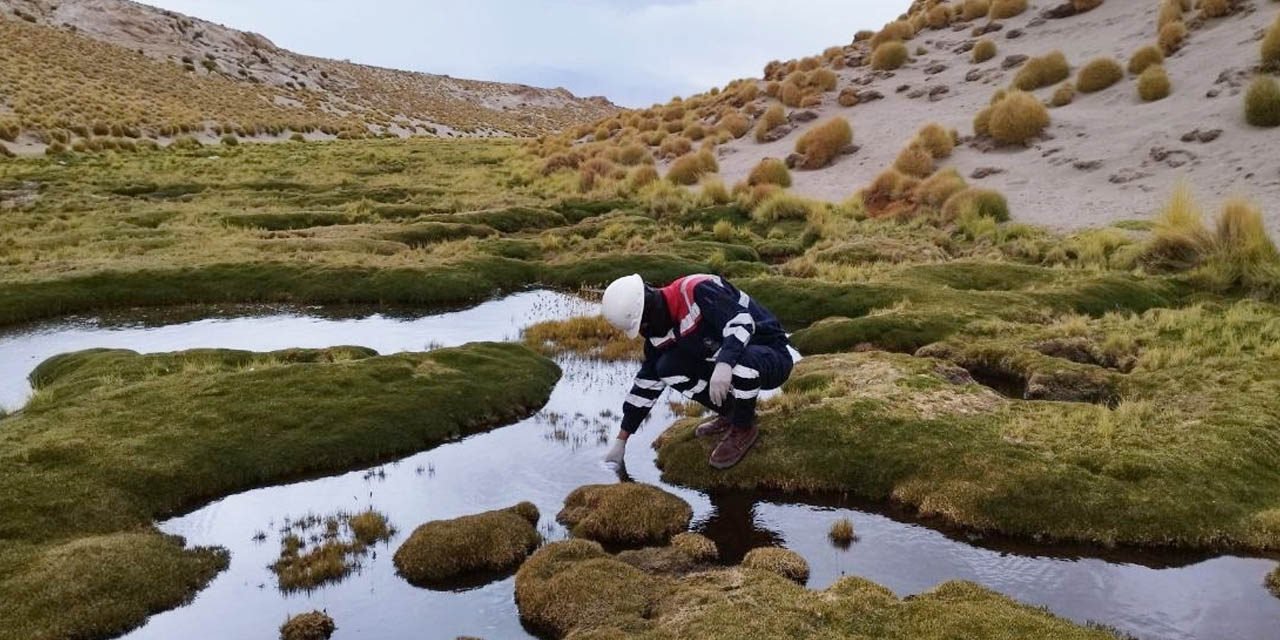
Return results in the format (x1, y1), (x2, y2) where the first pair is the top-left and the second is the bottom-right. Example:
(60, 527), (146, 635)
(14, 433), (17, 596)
(599, 273), (800, 469)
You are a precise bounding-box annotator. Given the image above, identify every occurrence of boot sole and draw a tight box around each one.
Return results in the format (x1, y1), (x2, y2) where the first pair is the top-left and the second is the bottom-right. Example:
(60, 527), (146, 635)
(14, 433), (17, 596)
(709, 429), (758, 470)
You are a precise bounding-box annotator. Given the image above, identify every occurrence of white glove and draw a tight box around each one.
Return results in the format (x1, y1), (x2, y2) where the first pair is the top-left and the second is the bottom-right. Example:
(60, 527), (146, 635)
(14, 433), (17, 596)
(709, 362), (733, 407)
(604, 438), (627, 464)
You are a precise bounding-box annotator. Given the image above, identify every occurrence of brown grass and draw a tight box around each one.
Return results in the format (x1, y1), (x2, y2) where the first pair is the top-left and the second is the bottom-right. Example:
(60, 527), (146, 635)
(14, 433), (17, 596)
(1263, 13), (1280, 68)
(1128, 44), (1165, 75)
(392, 502), (541, 585)
(1138, 65), (1172, 102)
(1157, 0), (1183, 29)
(666, 150), (718, 185)
(972, 38), (997, 63)
(280, 611), (335, 640)
(828, 518), (858, 545)
(794, 117), (853, 170)
(741, 547), (809, 583)
(1245, 75), (1280, 128)
(1012, 51), (1071, 91)
(870, 20), (915, 49)
(748, 157), (793, 187)
(1199, 0), (1230, 18)
(914, 123), (954, 159)
(718, 111), (750, 139)
(1159, 21), (1187, 54)
(659, 135), (692, 158)
(1051, 81), (1076, 107)
(926, 4), (953, 29)
(914, 168), (969, 207)
(754, 104), (787, 142)
(628, 165), (660, 191)
(556, 484), (692, 545)
(1076, 57), (1124, 93)
(871, 42), (910, 71)
(988, 0), (1028, 19)
(893, 145), (935, 178)
(962, 0), (991, 21)
(987, 90), (1050, 144)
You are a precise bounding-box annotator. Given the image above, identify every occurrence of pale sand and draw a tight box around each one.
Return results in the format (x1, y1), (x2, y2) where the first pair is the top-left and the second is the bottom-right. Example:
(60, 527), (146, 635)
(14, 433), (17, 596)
(706, 1), (1280, 233)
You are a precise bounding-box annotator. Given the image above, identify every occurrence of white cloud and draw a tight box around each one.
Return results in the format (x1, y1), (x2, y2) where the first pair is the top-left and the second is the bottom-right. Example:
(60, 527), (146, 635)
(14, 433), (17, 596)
(140, 0), (906, 107)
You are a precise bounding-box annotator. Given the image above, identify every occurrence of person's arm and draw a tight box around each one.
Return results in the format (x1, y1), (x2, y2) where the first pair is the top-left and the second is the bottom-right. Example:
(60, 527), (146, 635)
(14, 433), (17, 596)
(619, 342), (665, 435)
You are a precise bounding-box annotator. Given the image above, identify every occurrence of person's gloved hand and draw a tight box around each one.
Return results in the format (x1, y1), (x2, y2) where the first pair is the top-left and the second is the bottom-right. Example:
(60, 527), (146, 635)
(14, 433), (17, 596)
(709, 362), (733, 407)
(604, 438), (627, 465)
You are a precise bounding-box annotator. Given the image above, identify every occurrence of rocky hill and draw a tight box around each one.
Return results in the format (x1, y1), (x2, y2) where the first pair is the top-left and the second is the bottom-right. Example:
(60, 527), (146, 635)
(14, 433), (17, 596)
(540, 0), (1280, 233)
(0, 0), (617, 152)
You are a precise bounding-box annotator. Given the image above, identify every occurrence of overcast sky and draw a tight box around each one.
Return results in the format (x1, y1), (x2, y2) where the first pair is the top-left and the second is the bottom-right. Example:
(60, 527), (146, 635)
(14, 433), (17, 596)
(140, 1), (906, 107)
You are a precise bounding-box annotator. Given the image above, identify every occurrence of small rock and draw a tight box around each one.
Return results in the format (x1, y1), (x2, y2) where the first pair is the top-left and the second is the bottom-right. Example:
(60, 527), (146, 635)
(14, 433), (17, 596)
(973, 22), (1004, 36)
(953, 41), (976, 54)
(788, 110), (819, 123)
(760, 124), (795, 143)
(1002, 54), (1029, 69)
(1041, 3), (1076, 19)
(1206, 88), (1221, 98)
(784, 153), (806, 169)
(1005, 28), (1024, 39)
(928, 85), (950, 101)
(907, 88), (927, 99)
(1027, 17), (1047, 27)
(839, 144), (861, 156)
(923, 63), (948, 75)
(1073, 160), (1103, 171)
(934, 362), (975, 385)
(1181, 128), (1223, 143)
(970, 167), (1005, 179)
(896, 84), (912, 93)
(1150, 147), (1196, 168)
(1109, 169), (1150, 184)
(965, 69), (986, 82)
(844, 54), (865, 68)
(856, 90), (884, 103)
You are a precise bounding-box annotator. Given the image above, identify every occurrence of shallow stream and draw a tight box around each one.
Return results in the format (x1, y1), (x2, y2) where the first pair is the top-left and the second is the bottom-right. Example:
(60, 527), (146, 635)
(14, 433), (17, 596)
(1, 290), (1277, 640)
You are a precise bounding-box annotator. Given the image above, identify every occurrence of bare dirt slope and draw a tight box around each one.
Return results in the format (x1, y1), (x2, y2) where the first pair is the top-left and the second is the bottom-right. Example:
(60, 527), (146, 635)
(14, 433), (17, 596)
(712, 1), (1279, 232)
(0, 0), (617, 142)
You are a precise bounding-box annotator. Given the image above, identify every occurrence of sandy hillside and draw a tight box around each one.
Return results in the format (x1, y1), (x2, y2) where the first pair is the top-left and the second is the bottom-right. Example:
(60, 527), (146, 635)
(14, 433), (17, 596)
(693, 1), (1279, 233)
(0, 0), (618, 141)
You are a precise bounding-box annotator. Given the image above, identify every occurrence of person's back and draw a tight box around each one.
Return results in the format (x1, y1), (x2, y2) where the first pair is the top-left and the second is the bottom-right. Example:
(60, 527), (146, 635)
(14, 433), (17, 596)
(599, 273), (800, 469)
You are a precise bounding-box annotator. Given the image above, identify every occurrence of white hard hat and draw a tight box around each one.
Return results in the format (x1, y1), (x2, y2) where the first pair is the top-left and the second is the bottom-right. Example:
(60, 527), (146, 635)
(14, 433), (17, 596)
(601, 274), (645, 338)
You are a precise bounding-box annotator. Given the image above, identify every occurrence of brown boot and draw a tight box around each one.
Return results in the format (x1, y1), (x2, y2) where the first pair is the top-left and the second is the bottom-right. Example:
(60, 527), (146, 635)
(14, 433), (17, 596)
(709, 423), (758, 469)
(694, 415), (731, 437)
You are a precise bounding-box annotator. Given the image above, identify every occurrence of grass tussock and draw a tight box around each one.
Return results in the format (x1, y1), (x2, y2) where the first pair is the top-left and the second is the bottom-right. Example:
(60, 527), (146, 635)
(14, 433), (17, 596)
(1199, 0), (1230, 18)
(392, 502), (541, 585)
(1076, 57), (1124, 93)
(271, 509), (395, 592)
(829, 518), (858, 546)
(556, 483), (692, 546)
(942, 187), (1011, 222)
(1051, 82), (1077, 107)
(1129, 44), (1165, 75)
(972, 38), (998, 63)
(666, 150), (719, 185)
(751, 192), (825, 224)
(280, 611), (336, 640)
(986, 90), (1050, 144)
(914, 123), (954, 159)
(1012, 51), (1071, 91)
(1245, 75), (1280, 128)
(1264, 13), (1280, 68)
(1138, 65), (1172, 102)
(893, 145), (935, 178)
(1159, 20), (1187, 54)
(747, 157), (793, 188)
(754, 104), (787, 143)
(926, 4), (953, 29)
(629, 165), (660, 191)
(914, 168), (969, 208)
(988, 0), (1028, 19)
(871, 42), (910, 71)
(794, 117), (853, 170)
(962, 0), (992, 21)
(742, 547), (810, 583)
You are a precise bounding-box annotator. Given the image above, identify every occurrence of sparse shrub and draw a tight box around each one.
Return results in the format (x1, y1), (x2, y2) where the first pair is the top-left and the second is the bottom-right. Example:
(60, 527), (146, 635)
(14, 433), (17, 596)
(893, 145), (934, 178)
(1051, 81), (1076, 106)
(618, 143), (653, 166)
(1012, 51), (1070, 91)
(1138, 65), (1172, 101)
(169, 134), (202, 150)
(871, 42), (910, 70)
(1263, 14), (1280, 68)
(698, 178), (731, 206)
(1159, 21), (1187, 54)
(915, 122), (954, 159)
(666, 150), (718, 185)
(1142, 182), (1212, 271)
(794, 116), (853, 170)
(577, 168), (596, 193)
(280, 611), (336, 640)
(800, 93), (824, 108)
(838, 88), (859, 107)
(987, 90), (1050, 144)
(747, 157), (792, 187)
(780, 82), (804, 108)
(736, 82), (760, 104)
(659, 135), (692, 158)
(988, 0), (1028, 19)
(1076, 57), (1124, 93)
(914, 168), (968, 207)
(942, 187), (1011, 222)
(718, 111), (750, 139)
(972, 38), (997, 63)
(628, 165), (659, 191)
(682, 123), (706, 141)
(809, 68), (838, 92)
(1128, 45), (1165, 75)
(0, 119), (19, 142)
(828, 518), (858, 546)
(755, 104), (786, 142)
(752, 192), (821, 223)
(1199, 0), (1229, 18)
(738, 183), (782, 210)
(961, 0), (991, 21)
(1245, 75), (1280, 127)
(870, 20), (915, 49)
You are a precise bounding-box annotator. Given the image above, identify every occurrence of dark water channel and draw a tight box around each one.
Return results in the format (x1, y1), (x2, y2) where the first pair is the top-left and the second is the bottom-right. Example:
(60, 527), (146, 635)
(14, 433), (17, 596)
(0, 291), (1276, 640)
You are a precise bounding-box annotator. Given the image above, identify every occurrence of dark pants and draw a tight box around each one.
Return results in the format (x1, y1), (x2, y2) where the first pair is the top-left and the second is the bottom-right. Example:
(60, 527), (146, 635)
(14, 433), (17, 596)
(654, 342), (796, 429)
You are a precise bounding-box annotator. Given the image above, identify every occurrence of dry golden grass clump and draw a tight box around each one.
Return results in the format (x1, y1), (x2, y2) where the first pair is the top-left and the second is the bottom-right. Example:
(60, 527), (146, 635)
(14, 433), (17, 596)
(828, 518), (858, 546)
(748, 157), (793, 187)
(1264, 14), (1280, 68)
(718, 111), (750, 139)
(986, 90), (1050, 144)
(1157, 0), (1183, 28)
(271, 510), (394, 592)
(1159, 20), (1188, 54)
(1012, 51), (1071, 91)
(794, 116), (853, 170)
(1245, 75), (1280, 128)
(755, 104), (787, 143)
(870, 20), (915, 49)
(894, 144), (935, 178)
(392, 502), (541, 586)
(628, 165), (660, 191)
(1076, 57), (1125, 93)
(988, 0), (1028, 19)
(1051, 82), (1077, 106)
(871, 41), (910, 70)
(863, 168), (922, 212)
(809, 68), (839, 92)
(961, 0), (992, 20)
(742, 547), (810, 583)
(659, 135), (692, 158)
(524, 315), (642, 360)
(972, 38), (998, 63)
(1138, 65), (1172, 102)
(618, 143), (654, 166)
(1128, 44), (1165, 75)
(914, 122), (954, 159)
(666, 150), (719, 185)
(926, 4), (953, 28)
(682, 122), (706, 141)
(914, 168), (969, 207)
(669, 532), (718, 561)
(280, 611), (336, 640)
(751, 192), (824, 224)
(556, 483), (693, 546)
(1198, 0), (1230, 18)
(942, 187), (1011, 222)
(1267, 565), (1280, 598)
